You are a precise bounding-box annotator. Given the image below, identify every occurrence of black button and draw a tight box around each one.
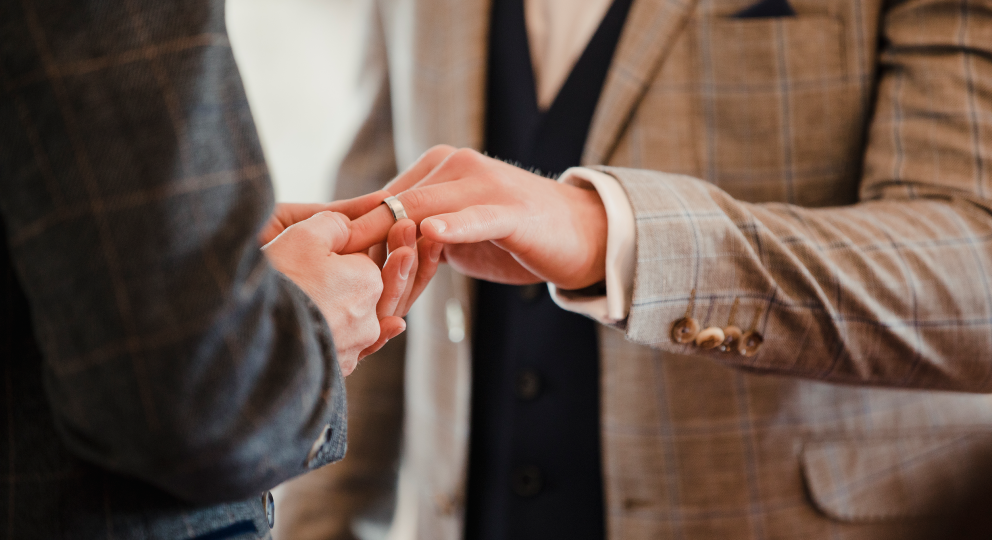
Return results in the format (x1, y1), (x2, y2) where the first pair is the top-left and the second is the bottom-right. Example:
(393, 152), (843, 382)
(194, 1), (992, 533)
(511, 465), (543, 497)
(518, 283), (543, 302)
(515, 369), (542, 401)
(265, 491), (275, 529)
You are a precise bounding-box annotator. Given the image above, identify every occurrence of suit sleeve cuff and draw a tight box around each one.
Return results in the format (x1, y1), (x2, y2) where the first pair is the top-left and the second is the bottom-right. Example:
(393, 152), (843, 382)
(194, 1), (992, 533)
(281, 275), (348, 469)
(548, 167), (636, 323)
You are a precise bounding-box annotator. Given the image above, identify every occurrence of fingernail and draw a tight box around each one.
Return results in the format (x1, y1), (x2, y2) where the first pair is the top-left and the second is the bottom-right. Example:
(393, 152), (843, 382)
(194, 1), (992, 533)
(430, 242), (443, 263)
(426, 218), (447, 234)
(404, 225), (416, 247)
(400, 254), (414, 279)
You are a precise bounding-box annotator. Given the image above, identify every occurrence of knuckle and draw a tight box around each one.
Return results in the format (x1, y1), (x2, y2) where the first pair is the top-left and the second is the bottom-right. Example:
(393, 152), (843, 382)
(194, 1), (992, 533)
(400, 188), (433, 214)
(361, 320), (380, 346)
(339, 356), (358, 377)
(359, 258), (384, 287)
(326, 210), (351, 226)
(287, 222), (320, 246)
(448, 148), (480, 169)
(490, 172), (513, 191)
(317, 210), (350, 235)
(369, 275), (385, 298)
(426, 144), (457, 162)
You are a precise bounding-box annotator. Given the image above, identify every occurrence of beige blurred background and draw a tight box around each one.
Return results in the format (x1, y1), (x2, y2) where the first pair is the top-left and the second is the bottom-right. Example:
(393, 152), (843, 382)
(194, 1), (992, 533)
(228, 0), (368, 203)
(229, 2), (382, 538)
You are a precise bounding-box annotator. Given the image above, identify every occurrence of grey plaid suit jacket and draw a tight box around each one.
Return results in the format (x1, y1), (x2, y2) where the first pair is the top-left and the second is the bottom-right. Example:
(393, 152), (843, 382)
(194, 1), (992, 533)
(0, 1), (349, 538)
(274, 0), (992, 538)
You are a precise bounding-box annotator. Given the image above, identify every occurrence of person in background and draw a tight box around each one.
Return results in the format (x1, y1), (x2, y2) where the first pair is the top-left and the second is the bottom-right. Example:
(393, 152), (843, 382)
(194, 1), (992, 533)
(273, 0), (992, 538)
(0, 0), (438, 538)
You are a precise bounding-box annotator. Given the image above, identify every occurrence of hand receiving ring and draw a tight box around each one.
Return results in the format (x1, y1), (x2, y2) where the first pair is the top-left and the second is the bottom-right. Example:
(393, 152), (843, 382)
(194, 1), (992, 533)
(382, 195), (408, 222)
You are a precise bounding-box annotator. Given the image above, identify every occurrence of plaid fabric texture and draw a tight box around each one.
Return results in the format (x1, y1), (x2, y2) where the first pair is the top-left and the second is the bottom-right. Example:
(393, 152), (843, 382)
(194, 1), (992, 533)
(0, 0), (348, 538)
(273, 0), (992, 538)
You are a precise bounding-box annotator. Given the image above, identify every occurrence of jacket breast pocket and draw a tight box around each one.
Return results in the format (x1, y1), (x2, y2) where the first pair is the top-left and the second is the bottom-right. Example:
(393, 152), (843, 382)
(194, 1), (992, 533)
(688, 15), (866, 207)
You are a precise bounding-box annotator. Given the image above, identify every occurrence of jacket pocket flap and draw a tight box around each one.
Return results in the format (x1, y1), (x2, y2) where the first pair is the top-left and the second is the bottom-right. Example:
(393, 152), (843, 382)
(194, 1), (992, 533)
(802, 435), (992, 522)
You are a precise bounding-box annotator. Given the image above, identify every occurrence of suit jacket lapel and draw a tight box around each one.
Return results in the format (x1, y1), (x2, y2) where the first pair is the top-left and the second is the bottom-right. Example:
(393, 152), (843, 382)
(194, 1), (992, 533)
(583, 0), (701, 165)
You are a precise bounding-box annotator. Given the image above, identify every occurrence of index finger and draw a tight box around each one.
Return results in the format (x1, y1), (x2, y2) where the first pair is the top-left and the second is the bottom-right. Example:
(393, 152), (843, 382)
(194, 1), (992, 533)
(324, 190), (393, 220)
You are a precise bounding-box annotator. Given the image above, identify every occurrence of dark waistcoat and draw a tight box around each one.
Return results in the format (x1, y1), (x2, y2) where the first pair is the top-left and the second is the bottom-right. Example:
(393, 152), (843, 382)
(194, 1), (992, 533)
(464, 0), (634, 538)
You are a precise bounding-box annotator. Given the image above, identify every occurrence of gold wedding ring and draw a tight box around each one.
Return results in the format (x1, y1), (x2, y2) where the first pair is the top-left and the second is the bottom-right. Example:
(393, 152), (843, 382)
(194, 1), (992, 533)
(382, 195), (408, 222)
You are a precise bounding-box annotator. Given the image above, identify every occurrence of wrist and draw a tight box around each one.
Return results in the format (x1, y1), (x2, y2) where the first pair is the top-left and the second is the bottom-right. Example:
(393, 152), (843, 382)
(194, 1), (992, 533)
(554, 182), (608, 290)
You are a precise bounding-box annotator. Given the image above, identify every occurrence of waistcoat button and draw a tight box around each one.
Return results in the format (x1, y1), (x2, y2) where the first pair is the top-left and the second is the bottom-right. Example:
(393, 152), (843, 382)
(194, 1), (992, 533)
(511, 465), (543, 497)
(516, 368), (542, 400)
(519, 283), (544, 302)
(445, 298), (466, 343)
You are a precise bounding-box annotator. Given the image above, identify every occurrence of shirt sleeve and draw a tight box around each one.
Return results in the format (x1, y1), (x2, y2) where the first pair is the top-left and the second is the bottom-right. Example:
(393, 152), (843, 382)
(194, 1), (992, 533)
(549, 167), (636, 323)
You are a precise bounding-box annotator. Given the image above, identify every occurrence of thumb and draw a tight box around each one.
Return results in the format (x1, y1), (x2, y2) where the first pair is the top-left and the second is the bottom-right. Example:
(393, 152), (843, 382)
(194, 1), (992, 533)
(310, 211), (353, 253)
(259, 202), (337, 246)
(263, 211), (352, 254)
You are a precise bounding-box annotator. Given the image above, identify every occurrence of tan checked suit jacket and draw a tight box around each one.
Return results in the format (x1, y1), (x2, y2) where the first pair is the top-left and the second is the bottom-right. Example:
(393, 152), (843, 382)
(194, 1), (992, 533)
(274, 0), (992, 538)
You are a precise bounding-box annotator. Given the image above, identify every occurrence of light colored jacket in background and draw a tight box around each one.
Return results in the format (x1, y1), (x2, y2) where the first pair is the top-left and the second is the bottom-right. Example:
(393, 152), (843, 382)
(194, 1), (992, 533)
(275, 0), (992, 537)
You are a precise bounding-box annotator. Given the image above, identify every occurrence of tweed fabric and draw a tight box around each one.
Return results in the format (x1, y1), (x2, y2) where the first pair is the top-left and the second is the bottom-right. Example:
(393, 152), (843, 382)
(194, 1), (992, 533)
(0, 0), (348, 538)
(275, 0), (992, 538)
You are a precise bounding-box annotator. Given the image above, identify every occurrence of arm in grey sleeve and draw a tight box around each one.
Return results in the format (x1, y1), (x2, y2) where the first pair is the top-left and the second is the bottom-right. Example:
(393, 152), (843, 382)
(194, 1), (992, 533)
(0, 0), (345, 504)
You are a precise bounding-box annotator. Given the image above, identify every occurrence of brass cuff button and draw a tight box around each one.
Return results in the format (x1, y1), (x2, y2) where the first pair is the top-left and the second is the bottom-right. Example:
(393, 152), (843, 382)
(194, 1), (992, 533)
(738, 331), (764, 357)
(671, 317), (700, 343)
(695, 327), (725, 349)
(719, 326), (742, 353)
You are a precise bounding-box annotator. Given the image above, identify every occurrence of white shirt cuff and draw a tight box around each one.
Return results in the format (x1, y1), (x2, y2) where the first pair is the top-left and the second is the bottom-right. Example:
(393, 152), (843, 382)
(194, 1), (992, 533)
(548, 167), (635, 323)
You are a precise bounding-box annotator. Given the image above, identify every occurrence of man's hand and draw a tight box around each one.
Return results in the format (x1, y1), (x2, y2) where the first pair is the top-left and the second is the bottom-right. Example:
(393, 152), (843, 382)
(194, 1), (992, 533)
(344, 146), (609, 291)
(261, 211), (418, 376)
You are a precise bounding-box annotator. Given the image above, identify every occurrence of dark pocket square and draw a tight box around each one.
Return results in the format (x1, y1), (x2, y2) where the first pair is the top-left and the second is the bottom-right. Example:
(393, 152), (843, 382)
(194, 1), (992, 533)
(733, 0), (797, 18)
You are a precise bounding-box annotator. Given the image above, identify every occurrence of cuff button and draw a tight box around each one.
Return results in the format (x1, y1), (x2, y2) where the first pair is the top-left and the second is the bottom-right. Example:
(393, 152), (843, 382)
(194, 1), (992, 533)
(737, 331), (764, 357)
(264, 491), (275, 529)
(695, 327), (725, 349)
(671, 318), (700, 343)
(719, 326), (742, 353)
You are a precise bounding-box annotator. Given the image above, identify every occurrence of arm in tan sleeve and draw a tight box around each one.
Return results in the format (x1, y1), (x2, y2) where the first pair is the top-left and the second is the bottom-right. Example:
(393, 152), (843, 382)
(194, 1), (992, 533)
(609, 0), (992, 392)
